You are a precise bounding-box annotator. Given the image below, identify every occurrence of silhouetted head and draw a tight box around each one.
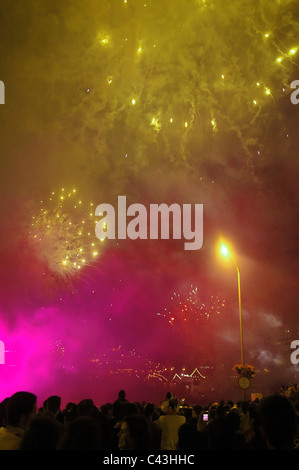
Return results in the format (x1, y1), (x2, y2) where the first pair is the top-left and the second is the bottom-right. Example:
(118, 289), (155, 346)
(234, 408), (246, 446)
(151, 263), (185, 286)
(259, 395), (297, 449)
(144, 403), (155, 418)
(166, 398), (179, 414)
(59, 416), (104, 450)
(46, 395), (61, 415)
(118, 390), (126, 400)
(6, 392), (37, 430)
(20, 416), (62, 450)
(118, 415), (149, 450)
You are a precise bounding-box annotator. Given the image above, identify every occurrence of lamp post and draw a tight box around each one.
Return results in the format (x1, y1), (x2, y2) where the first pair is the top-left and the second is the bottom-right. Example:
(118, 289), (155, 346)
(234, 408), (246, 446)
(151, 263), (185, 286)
(220, 244), (244, 367)
(220, 243), (247, 398)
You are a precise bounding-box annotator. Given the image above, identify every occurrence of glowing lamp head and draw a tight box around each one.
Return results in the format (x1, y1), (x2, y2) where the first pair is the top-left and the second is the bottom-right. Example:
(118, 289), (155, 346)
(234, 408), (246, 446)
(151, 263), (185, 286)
(220, 244), (230, 257)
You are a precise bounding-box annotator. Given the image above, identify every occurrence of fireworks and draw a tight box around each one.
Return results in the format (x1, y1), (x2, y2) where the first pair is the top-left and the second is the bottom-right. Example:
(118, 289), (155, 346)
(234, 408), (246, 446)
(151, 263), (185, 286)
(28, 188), (104, 277)
(157, 285), (226, 331)
(50, 339), (66, 369)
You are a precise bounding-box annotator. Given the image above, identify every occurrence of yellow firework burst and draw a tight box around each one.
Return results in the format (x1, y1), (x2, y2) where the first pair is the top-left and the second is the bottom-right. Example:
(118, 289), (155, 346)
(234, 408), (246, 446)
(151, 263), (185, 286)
(28, 188), (104, 276)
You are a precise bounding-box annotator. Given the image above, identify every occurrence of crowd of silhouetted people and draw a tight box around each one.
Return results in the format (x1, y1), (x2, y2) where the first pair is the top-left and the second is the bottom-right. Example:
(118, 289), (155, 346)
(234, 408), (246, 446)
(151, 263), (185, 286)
(0, 385), (298, 451)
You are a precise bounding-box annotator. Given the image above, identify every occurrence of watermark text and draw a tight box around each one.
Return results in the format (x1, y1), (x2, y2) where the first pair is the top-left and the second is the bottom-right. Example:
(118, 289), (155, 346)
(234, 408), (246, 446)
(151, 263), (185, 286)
(0, 81), (4, 104)
(290, 340), (299, 365)
(95, 196), (203, 250)
(290, 80), (299, 104)
(0, 341), (5, 364)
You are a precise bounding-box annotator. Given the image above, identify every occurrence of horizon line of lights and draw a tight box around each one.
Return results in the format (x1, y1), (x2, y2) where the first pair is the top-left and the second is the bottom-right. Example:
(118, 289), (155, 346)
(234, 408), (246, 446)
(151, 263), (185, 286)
(144, 368), (207, 383)
(171, 367), (206, 381)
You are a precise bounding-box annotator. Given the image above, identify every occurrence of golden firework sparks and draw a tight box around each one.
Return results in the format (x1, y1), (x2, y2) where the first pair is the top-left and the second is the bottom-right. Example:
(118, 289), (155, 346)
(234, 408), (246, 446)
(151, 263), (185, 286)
(28, 188), (104, 276)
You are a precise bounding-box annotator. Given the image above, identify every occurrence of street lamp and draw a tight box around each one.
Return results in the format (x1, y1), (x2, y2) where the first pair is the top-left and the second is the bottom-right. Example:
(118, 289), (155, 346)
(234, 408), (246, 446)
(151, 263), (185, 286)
(219, 243), (244, 368)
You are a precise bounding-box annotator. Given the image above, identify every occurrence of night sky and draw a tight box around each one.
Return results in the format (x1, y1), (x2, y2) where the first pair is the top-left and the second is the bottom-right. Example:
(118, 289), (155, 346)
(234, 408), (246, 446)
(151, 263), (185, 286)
(0, 0), (298, 405)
